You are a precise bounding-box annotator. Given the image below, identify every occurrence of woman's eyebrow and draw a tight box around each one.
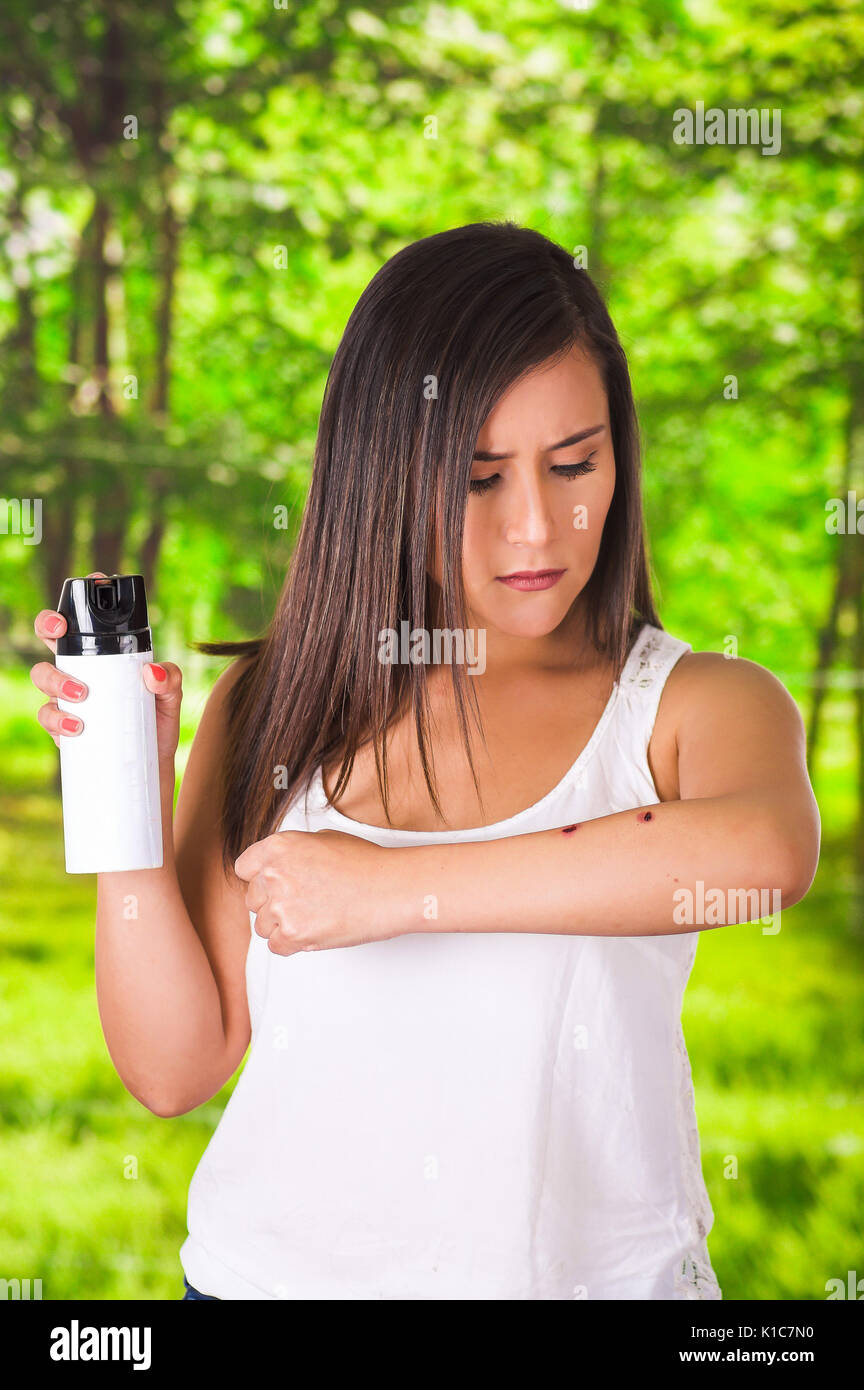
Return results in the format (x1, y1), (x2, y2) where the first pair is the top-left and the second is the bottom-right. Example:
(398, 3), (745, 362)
(472, 423), (605, 462)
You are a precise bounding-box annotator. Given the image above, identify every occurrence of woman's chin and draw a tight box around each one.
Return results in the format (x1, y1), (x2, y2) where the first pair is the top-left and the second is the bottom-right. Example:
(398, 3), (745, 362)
(482, 605), (575, 641)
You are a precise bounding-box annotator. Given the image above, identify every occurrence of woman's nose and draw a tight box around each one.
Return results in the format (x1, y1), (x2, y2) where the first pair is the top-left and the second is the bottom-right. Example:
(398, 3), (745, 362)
(503, 478), (555, 547)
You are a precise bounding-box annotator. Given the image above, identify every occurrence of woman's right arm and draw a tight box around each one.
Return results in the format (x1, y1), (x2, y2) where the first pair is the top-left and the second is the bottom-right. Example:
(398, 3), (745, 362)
(32, 586), (254, 1117)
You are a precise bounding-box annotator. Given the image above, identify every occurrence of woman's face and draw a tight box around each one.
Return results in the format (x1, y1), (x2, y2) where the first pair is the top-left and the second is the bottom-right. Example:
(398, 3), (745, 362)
(431, 343), (616, 641)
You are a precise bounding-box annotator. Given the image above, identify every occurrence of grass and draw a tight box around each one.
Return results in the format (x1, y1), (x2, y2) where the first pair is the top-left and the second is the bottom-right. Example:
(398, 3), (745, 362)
(1, 668), (862, 1300)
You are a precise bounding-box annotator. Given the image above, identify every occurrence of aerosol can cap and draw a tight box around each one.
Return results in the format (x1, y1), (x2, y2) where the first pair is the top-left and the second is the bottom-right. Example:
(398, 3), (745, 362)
(56, 574), (152, 653)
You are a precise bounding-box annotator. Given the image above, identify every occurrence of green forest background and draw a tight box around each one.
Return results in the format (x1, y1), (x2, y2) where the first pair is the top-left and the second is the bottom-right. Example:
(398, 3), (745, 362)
(1, 0), (862, 1301)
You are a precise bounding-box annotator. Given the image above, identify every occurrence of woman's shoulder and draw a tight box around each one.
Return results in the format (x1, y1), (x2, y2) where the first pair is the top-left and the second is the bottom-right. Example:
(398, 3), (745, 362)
(639, 631), (807, 803)
(656, 639), (803, 734)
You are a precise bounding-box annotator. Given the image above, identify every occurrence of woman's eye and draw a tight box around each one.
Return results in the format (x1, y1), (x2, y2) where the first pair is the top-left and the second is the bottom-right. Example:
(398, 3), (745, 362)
(468, 474), (499, 495)
(468, 453), (598, 496)
(553, 454), (598, 479)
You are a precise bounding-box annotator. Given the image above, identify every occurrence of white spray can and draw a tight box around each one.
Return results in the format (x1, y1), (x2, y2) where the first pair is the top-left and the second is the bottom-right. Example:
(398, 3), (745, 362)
(55, 574), (163, 874)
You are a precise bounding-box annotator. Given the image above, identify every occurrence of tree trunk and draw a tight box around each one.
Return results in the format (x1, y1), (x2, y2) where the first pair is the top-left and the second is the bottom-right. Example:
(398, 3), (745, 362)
(853, 544), (864, 879)
(139, 83), (180, 594)
(807, 269), (864, 775)
(88, 192), (128, 573)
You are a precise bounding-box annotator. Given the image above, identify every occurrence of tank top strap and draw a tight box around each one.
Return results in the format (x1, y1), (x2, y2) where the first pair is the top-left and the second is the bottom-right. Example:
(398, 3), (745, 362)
(614, 622), (693, 765)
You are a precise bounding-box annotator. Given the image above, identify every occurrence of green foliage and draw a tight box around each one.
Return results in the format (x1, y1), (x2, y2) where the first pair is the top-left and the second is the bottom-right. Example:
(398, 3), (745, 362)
(1, 670), (862, 1300)
(0, 0), (861, 1301)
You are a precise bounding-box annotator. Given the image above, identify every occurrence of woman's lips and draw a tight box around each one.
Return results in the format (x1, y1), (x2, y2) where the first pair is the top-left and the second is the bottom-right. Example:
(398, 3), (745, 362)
(495, 569), (566, 591)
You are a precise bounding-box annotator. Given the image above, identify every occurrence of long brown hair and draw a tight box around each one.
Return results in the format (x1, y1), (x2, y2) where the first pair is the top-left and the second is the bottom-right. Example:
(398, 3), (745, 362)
(194, 221), (660, 875)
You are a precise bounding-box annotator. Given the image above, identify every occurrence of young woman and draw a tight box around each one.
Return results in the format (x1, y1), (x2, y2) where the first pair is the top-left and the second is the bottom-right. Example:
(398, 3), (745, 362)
(32, 222), (820, 1301)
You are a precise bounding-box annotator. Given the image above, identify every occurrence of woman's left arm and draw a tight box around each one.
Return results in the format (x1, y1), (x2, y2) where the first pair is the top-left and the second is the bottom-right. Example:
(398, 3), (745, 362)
(411, 654), (820, 939)
(235, 655), (821, 951)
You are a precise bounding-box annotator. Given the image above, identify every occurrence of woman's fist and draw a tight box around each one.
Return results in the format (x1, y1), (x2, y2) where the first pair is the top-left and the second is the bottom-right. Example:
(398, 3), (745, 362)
(234, 828), (397, 955)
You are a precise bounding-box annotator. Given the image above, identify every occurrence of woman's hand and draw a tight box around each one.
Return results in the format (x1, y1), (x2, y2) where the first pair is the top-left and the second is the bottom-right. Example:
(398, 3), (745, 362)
(30, 570), (183, 764)
(234, 829), (402, 955)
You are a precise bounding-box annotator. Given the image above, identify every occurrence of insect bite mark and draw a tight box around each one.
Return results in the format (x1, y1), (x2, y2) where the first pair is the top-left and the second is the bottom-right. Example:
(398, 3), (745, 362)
(637, 811), (653, 823)
(561, 824), (580, 835)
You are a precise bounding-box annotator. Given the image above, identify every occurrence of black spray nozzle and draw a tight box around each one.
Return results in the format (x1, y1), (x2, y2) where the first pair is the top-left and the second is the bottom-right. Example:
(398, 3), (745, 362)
(56, 574), (152, 654)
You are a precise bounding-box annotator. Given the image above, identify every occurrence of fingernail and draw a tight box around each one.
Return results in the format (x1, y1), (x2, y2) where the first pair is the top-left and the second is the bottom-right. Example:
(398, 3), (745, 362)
(47, 616), (63, 634)
(61, 717), (82, 733)
(61, 679), (86, 700)
(149, 664), (167, 682)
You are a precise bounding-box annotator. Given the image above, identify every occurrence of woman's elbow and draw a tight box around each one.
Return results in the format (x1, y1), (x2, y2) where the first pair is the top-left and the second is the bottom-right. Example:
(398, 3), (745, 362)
(764, 801), (821, 910)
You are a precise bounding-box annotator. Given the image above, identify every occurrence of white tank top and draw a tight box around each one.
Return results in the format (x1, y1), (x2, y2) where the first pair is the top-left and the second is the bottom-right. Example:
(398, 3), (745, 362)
(179, 622), (722, 1300)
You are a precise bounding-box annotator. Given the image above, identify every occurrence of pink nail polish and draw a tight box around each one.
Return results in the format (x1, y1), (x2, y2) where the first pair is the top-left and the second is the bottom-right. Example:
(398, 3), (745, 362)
(61, 717), (81, 733)
(61, 679), (85, 700)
